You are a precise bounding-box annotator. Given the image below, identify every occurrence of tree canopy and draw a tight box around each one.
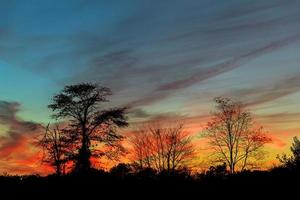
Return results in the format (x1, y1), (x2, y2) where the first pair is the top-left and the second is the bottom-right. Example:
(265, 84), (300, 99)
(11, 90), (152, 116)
(47, 83), (128, 173)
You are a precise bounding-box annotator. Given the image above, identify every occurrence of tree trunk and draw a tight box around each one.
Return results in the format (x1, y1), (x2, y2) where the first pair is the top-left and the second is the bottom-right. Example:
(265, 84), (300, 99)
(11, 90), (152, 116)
(167, 154), (170, 173)
(56, 163), (61, 176)
(75, 126), (91, 173)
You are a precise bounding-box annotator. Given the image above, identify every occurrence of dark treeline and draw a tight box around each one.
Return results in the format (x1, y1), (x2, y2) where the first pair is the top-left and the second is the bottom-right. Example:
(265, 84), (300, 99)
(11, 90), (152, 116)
(0, 83), (300, 196)
(0, 161), (300, 197)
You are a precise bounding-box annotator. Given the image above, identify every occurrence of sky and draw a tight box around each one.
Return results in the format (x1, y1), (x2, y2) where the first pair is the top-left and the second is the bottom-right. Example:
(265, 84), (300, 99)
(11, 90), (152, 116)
(0, 0), (300, 174)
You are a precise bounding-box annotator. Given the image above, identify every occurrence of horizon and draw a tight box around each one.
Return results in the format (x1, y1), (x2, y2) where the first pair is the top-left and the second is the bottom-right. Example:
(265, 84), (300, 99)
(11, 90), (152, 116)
(0, 0), (300, 175)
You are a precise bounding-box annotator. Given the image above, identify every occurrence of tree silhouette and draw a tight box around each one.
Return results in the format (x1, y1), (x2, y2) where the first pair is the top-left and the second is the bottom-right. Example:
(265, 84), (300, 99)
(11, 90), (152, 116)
(48, 83), (128, 173)
(204, 97), (271, 173)
(291, 136), (300, 164)
(130, 122), (195, 173)
(278, 136), (300, 169)
(37, 124), (68, 176)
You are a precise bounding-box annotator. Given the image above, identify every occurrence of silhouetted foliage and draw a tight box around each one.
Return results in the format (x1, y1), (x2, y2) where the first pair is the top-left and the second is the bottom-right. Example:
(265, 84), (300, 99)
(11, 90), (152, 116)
(204, 97), (271, 173)
(206, 163), (228, 177)
(277, 136), (300, 170)
(1, 167), (299, 198)
(110, 163), (132, 179)
(48, 83), (128, 173)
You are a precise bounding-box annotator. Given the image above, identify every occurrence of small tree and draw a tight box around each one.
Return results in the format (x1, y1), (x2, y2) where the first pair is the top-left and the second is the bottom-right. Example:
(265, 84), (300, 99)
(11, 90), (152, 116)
(38, 124), (68, 175)
(130, 122), (195, 173)
(204, 97), (271, 173)
(291, 137), (300, 163)
(278, 136), (300, 169)
(48, 83), (128, 173)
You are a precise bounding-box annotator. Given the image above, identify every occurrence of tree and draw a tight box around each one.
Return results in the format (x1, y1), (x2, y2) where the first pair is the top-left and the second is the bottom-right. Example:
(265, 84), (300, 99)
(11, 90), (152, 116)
(277, 136), (300, 169)
(130, 122), (195, 173)
(204, 97), (271, 174)
(38, 124), (68, 176)
(48, 83), (128, 173)
(291, 136), (300, 164)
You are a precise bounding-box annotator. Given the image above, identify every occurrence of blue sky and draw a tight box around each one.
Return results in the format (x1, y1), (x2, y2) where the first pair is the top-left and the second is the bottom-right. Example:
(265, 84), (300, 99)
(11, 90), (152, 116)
(0, 0), (299, 123)
(0, 0), (300, 173)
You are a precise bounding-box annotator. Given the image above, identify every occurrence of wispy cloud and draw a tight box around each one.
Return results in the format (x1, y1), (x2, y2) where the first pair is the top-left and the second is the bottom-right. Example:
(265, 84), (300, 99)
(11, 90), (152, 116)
(258, 112), (300, 125)
(126, 34), (300, 108)
(158, 34), (300, 92)
(227, 74), (300, 107)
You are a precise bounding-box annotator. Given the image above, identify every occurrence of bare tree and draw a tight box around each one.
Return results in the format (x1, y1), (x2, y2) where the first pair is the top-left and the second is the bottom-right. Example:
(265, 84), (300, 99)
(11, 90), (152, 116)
(130, 122), (195, 173)
(130, 127), (152, 169)
(38, 124), (68, 175)
(48, 83), (128, 173)
(204, 97), (271, 173)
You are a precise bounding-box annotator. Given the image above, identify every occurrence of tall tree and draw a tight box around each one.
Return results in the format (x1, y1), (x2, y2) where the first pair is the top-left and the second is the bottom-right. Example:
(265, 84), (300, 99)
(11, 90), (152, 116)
(48, 83), (128, 173)
(130, 122), (195, 173)
(204, 97), (271, 173)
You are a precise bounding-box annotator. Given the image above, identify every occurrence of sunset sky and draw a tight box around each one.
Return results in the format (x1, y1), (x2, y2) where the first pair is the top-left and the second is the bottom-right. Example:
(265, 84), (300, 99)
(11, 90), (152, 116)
(0, 0), (300, 174)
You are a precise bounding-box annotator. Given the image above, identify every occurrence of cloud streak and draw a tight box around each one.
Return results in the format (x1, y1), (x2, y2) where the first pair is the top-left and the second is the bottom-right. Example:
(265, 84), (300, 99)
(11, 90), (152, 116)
(126, 34), (300, 108)
(228, 74), (300, 107)
(158, 34), (300, 92)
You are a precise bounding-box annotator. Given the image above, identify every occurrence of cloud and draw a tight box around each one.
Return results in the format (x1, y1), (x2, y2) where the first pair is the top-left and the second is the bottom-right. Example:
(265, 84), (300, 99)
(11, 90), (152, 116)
(228, 74), (300, 107)
(258, 112), (300, 125)
(158, 34), (300, 91)
(126, 91), (171, 108)
(0, 101), (20, 122)
(269, 135), (287, 149)
(125, 34), (300, 108)
(128, 108), (152, 119)
(215, 0), (291, 21)
(0, 101), (41, 137)
(0, 100), (45, 174)
(1, 0), (300, 109)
